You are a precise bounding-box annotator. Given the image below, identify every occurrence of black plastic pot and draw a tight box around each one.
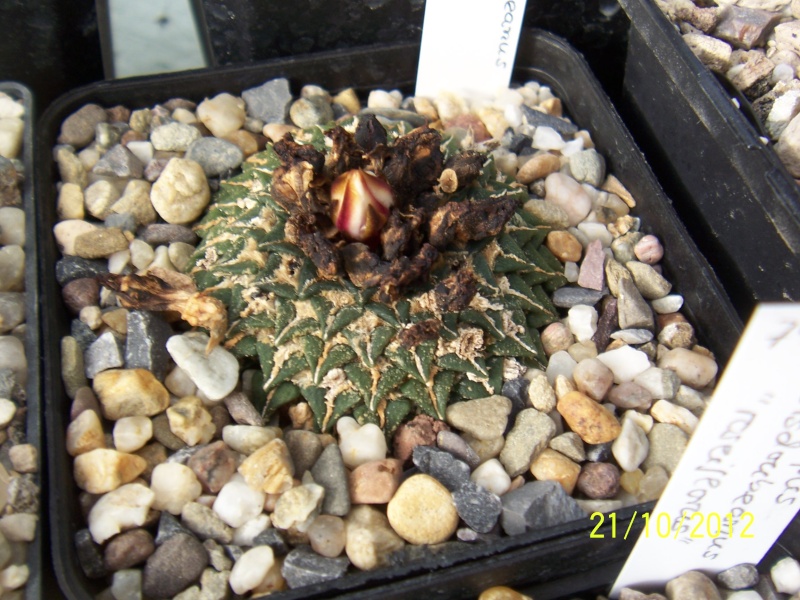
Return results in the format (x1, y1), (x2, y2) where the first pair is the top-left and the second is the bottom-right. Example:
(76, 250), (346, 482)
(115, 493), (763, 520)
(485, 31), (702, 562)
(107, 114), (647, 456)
(36, 29), (740, 599)
(0, 81), (42, 600)
(617, 0), (800, 317)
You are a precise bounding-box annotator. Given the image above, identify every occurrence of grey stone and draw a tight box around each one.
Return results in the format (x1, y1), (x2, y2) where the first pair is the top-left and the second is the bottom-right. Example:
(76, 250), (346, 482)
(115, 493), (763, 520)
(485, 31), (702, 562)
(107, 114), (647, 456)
(520, 104), (579, 135)
(436, 430), (480, 470)
(70, 319), (97, 352)
(242, 78), (293, 123)
(310, 443), (351, 516)
(55, 256), (108, 286)
(360, 107), (428, 127)
(139, 223), (198, 246)
(281, 546), (350, 589)
(617, 277), (654, 331)
(284, 429), (323, 476)
(104, 212), (137, 233)
(75, 528), (108, 579)
(222, 392), (263, 426)
(552, 286), (606, 308)
(500, 481), (586, 536)
(714, 6), (781, 50)
(150, 122), (202, 152)
(92, 144), (144, 179)
(585, 442), (613, 463)
(626, 261), (672, 301)
(611, 232), (643, 264)
(202, 539), (232, 572)
(452, 481), (502, 533)
(289, 97), (334, 128)
(252, 527), (289, 556)
(58, 104), (108, 148)
(569, 149), (606, 187)
(717, 564), (759, 590)
(0, 293), (25, 334)
(143, 533), (208, 599)
(610, 329), (653, 345)
(499, 408), (556, 477)
(0, 157), (20, 207)
(84, 331), (125, 379)
(155, 511), (191, 546)
(152, 413), (186, 451)
(223, 544), (243, 563)
(549, 432), (586, 462)
(125, 310), (172, 380)
(642, 423), (688, 475)
(412, 445), (471, 492)
(0, 369), (16, 399)
(61, 336), (88, 398)
(95, 122), (125, 148)
(754, 574), (781, 600)
(181, 503), (232, 544)
(185, 138), (244, 177)
(501, 378), (529, 410)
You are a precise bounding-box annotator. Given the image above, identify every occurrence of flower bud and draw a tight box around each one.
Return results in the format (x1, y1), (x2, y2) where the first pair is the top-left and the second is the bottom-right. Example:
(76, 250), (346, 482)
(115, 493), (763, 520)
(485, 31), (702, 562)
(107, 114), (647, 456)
(330, 169), (394, 242)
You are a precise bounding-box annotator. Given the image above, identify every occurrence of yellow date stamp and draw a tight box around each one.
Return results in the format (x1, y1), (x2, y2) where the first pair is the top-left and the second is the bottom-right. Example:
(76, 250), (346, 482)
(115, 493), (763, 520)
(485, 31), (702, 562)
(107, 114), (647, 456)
(589, 511), (756, 540)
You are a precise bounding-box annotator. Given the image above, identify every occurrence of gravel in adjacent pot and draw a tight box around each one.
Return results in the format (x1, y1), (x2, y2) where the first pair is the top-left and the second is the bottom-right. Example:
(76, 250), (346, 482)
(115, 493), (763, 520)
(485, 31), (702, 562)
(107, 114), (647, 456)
(52, 78), (719, 598)
(656, 0), (800, 181)
(0, 88), (38, 597)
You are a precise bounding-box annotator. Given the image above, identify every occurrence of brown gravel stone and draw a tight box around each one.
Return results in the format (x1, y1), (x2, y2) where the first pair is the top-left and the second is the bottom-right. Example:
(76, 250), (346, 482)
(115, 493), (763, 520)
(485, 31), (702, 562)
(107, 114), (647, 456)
(541, 322), (574, 356)
(58, 104), (108, 148)
(576, 462), (620, 499)
(62, 277), (100, 314)
(557, 391), (621, 444)
(143, 532), (208, 598)
(223, 392), (263, 426)
(70, 386), (102, 421)
(393, 414), (449, 463)
(187, 440), (238, 493)
(529, 448), (581, 494)
(545, 230), (583, 263)
(238, 438), (295, 494)
(387, 474), (458, 545)
(349, 458), (403, 504)
(134, 442), (168, 481)
(517, 152), (562, 184)
(104, 528), (155, 571)
(73, 227), (130, 259)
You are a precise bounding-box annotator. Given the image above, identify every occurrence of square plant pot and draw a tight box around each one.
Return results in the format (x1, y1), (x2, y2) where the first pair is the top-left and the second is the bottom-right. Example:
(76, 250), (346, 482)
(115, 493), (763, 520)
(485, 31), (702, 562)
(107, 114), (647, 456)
(36, 29), (740, 599)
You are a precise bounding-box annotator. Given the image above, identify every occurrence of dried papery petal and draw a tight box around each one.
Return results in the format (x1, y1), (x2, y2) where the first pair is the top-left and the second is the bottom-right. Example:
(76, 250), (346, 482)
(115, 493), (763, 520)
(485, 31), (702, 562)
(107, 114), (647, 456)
(330, 169), (394, 241)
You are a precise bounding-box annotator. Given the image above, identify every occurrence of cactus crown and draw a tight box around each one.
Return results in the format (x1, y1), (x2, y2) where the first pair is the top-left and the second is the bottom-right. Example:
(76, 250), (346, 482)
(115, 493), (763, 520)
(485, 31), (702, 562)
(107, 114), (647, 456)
(188, 115), (566, 433)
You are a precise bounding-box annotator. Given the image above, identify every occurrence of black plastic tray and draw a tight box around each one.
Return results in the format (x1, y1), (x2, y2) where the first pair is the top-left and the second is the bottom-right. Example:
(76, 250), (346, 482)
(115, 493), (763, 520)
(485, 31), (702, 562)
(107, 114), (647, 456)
(0, 81), (42, 600)
(35, 29), (741, 599)
(617, 0), (800, 316)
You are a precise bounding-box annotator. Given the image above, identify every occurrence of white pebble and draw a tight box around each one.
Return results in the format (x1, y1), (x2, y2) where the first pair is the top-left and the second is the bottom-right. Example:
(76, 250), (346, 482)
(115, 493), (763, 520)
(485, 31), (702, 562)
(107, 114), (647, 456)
(0, 118), (24, 159)
(564, 261), (579, 282)
(772, 557), (800, 594)
(726, 592), (763, 600)
(546, 350), (578, 386)
(597, 345), (652, 384)
(622, 410), (653, 434)
(166, 332), (239, 400)
(611, 418), (649, 472)
(0, 514), (38, 542)
(336, 416), (387, 469)
(107, 250), (131, 275)
(0, 207), (25, 246)
(164, 366), (197, 398)
(213, 473), (266, 528)
(651, 294), (684, 314)
(53, 219), (98, 255)
(773, 62), (795, 84)
(196, 93), (246, 138)
(150, 463), (202, 515)
(532, 126), (565, 151)
(470, 458), (511, 495)
(229, 545), (275, 595)
(633, 366), (680, 400)
(129, 239), (154, 271)
(222, 425), (278, 455)
(125, 140), (154, 165)
(0, 564), (28, 590)
(560, 138), (585, 157)
(577, 222), (613, 248)
(0, 95), (24, 119)
(367, 89), (401, 109)
(650, 400), (700, 435)
(148, 245), (175, 272)
(232, 513), (271, 546)
(545, 172), (593, 226)
(567, 305), (598, 342)
(88, 483), (155, 544)
(0, 398), (16, 427)
(113, 416), (152, 453)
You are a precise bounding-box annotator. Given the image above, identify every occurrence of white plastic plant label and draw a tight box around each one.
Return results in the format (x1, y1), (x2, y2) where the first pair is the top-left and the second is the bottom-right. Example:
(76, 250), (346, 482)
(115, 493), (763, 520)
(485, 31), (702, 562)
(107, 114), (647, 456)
(611, 303), (800, 596)
(415, 0), (528, 99)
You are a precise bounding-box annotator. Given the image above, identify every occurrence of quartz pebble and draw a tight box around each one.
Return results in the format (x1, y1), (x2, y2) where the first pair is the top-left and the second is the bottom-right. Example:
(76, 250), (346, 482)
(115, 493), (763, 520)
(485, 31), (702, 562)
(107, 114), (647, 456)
(771, 557), (800, 594)
(387, 474), (459, 545)
(337, 417), (387, 469)
(88, 483), (155, 544)
(345, 505), (404, 571)
(238, 438), (294, 494)
(167, 333), (239, 400)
